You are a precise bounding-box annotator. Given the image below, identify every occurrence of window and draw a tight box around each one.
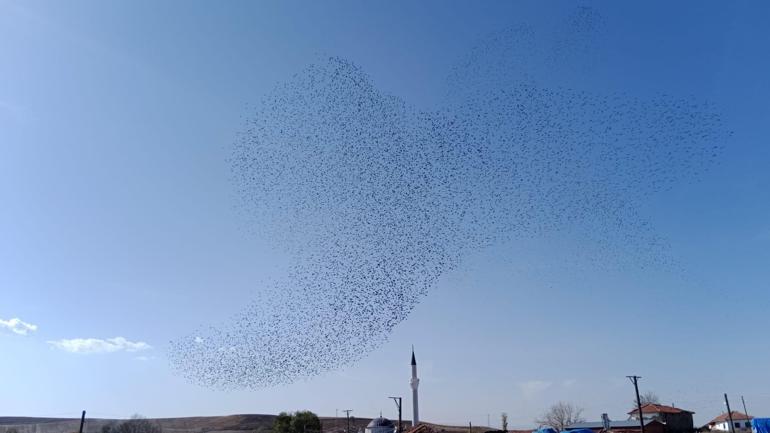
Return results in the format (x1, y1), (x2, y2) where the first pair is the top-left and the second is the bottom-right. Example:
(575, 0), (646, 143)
(735, 423), (740, 428)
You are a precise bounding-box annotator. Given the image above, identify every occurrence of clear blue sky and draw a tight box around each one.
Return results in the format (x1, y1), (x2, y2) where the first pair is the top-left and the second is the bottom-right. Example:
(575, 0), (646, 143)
(1, 0), (769, 428)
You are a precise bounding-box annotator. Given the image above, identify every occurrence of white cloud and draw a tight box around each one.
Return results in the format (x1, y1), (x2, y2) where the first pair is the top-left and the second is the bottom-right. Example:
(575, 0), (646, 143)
(519, 380), (553, 398)
(134, 355), (154, 361)
(47, 337), (152, 354)
(194, 336), (204, 343)
(0, 317), (38, 336)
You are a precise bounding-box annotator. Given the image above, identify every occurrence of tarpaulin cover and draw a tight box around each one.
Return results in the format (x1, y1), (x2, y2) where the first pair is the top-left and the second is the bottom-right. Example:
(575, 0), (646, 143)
(752, 419), (770, 433)
(534, 428), (558, 433)
(563, 429), (594, 433)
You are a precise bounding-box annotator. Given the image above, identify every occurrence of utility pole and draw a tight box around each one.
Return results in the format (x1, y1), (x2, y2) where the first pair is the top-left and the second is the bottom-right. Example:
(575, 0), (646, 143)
(725, 394), (736, 433)
(342, 410), (353, 433)
(78, 411), (86, 433)
(742, 396), (750, 420)
(487, 415), (490, 428)
(469, 422), (472, 433)
(390, 397), (403, 433)
(627, 376), (645, 433)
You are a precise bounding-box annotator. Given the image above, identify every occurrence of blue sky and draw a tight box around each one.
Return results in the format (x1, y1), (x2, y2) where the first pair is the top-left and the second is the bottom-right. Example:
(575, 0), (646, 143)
(1, 0), (769, 428)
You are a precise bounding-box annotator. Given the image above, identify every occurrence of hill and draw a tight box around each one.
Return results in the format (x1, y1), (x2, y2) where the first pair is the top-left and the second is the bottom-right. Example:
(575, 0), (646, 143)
(0, 416), (498, 433)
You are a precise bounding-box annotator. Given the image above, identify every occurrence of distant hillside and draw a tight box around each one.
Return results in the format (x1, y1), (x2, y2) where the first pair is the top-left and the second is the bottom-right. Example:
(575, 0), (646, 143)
(0, 415), (498, 433)
(0, 415), (274, 433)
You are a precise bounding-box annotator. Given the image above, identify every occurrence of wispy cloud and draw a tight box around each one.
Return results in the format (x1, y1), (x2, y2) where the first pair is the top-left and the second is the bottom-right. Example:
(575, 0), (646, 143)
(0, 317), (38, 336)
(519, 380), (553, 397)
(48, 337), (151, 354)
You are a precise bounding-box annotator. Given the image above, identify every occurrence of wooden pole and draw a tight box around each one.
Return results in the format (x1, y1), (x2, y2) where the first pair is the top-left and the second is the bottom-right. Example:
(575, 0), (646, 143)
(78, 411), (86, 433)
(628, 376), (645, 433)
(742, 396), (750, 424)
(725, 394), (736, 433)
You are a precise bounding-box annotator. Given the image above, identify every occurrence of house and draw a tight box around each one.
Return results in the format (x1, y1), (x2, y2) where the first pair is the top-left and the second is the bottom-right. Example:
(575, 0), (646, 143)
(567, 419), (666, 433)
(705, 412), (753, 433)
(628, 404), (695, 433)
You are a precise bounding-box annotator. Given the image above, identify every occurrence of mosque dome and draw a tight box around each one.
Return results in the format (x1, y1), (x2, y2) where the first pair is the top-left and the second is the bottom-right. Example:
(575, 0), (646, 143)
(366, 417), (395, 433)
(367, 418), (395, 428)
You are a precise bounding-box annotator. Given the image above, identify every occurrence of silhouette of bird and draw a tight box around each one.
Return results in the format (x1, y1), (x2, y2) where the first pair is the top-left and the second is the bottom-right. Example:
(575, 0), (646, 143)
(168, 7), (730, 389)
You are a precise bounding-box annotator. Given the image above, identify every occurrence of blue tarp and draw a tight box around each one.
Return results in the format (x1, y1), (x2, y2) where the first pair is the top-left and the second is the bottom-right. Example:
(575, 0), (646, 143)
(562, 429), (594, 433)
(534, 428), (558, 433)
(752, 418), (770, 433)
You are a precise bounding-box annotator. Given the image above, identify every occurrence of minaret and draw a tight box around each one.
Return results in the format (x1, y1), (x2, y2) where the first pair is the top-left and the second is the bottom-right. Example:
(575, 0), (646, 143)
(410, 347), (420, 427)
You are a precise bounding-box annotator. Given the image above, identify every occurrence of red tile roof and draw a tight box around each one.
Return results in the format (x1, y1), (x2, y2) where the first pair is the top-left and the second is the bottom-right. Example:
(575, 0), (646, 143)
(709, 412), (753, 424)
(406, 425), (434, 433)
(628, 403), (694, 415)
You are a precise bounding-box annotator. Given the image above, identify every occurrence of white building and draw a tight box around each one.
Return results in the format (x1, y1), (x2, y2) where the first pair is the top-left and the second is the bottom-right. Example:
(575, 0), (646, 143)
(707, 412), (753, 433)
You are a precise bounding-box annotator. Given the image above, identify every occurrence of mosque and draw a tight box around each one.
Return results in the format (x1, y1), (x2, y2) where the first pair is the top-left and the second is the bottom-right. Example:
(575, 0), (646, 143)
(364, 348), (420, 433)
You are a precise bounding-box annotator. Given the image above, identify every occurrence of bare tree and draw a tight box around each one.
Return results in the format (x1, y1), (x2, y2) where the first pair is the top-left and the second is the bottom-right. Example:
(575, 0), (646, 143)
(113, 416), (162, 433)
(633, 391), (661, 408)
(501, 413), (508, 433)
(535, 402), (585, 431)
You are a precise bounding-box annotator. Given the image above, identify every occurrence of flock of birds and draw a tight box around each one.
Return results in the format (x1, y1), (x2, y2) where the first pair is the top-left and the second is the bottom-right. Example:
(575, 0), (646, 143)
(168, 8), (730, 388)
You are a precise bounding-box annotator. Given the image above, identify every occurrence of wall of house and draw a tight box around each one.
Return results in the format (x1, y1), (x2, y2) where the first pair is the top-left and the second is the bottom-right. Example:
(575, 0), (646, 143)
(631, 413), (694, 433)
(661, 412), (694, 433)
(712, 421), (752, 432)
(649, 423), (667, 433)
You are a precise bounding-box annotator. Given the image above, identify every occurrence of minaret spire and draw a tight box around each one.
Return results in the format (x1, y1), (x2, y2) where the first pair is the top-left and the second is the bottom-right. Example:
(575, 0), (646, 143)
(410, 346), (420, 427)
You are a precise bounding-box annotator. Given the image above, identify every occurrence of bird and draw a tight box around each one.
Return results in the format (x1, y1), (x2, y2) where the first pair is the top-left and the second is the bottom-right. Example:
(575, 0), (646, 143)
(168, 6), (730, 389)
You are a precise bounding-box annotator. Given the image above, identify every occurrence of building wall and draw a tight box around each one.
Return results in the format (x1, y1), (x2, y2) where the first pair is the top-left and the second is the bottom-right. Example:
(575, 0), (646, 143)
(660, 413), (694, 433)
(647, 423), (667, 433)
(631, 413), (694, 433)
(712, 421), (752, 432)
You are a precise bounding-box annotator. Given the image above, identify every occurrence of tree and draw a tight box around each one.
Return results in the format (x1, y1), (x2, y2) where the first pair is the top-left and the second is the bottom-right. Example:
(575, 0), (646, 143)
(633, 392), (661, 408)
(273, 411), (321, 433)
(273, 413), (293, 433)
(113, 416), (162, 433)
(291, 411), (321, 433)
(501, 413), (508, 433)
(535, 402), (585, 431)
